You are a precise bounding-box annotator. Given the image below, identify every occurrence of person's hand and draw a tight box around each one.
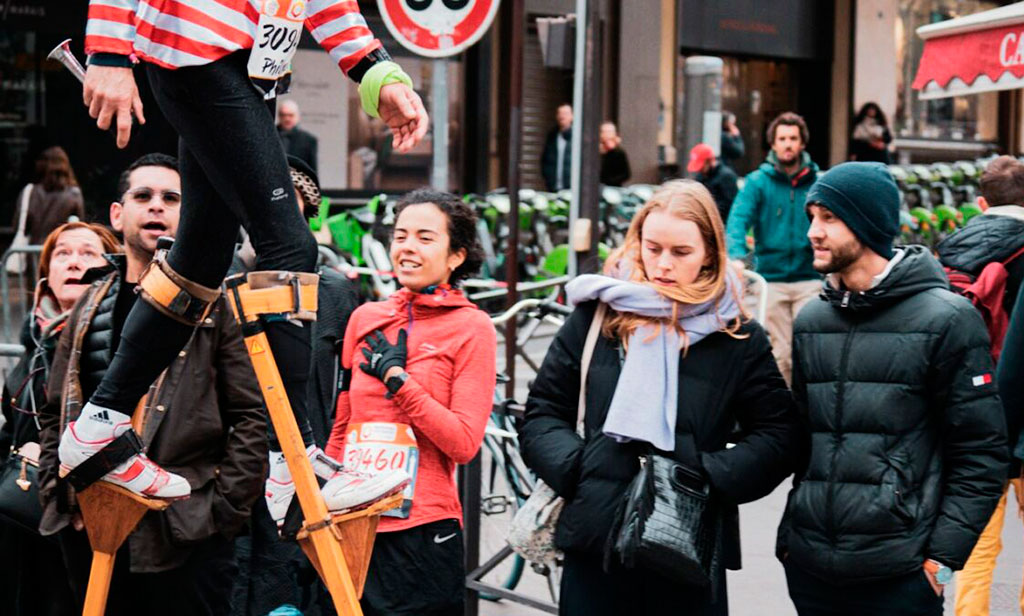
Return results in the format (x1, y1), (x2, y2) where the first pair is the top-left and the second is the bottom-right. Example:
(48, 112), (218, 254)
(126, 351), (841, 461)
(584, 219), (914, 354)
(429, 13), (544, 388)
(83, 64), (145, 148)
(359, 329), (408, 382)
(922, 566), (944, 597)
(378, 83), (429, 153)
(72, 512), (85, 531)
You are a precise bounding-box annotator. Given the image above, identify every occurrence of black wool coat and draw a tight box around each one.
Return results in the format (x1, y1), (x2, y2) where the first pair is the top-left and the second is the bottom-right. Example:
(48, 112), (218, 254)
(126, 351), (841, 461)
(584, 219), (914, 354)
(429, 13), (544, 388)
(520, 300), (800, 569)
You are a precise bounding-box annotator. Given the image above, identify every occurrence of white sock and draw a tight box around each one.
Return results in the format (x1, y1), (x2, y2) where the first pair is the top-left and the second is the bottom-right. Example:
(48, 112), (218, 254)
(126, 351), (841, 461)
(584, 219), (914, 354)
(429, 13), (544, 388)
(74, 402), (132, 442)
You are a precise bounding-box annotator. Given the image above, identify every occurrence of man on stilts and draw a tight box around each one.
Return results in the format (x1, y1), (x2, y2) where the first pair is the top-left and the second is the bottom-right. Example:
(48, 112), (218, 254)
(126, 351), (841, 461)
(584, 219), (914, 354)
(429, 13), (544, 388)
(60, 0), (428, 524)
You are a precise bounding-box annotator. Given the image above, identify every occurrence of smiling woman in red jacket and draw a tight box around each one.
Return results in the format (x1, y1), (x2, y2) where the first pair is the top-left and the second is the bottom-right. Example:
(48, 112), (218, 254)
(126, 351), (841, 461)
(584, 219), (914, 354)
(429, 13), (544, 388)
(326, 189), (496, 615)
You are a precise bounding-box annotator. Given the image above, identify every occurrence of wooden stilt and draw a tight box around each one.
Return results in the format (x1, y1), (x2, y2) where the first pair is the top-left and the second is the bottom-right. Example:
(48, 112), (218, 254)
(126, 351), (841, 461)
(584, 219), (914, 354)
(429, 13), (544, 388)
(296, 493), (403, 598)
(77, 482), (170, 616)
(225, 273), (401, 615)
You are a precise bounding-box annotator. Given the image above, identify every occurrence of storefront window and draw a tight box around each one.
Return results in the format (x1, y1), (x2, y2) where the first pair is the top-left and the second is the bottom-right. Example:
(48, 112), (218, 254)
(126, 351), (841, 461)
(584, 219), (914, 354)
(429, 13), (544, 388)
(0, 29), (45, 222)
(895, 0), (1000, 142)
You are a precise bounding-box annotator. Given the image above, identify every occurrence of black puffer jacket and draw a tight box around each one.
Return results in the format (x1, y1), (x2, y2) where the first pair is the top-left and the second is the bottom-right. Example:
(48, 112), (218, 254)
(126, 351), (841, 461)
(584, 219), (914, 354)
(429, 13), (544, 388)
(520, 301), (799, 568)
(778, 246), (1008, 583)
(937, 209), (1024, 317)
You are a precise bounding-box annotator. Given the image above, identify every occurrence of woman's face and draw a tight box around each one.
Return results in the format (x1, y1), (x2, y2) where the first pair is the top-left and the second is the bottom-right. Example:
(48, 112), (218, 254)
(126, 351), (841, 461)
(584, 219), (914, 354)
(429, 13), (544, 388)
(391, 203), (466, 292)
(640, 210), (708, 289)
(48, 228), (107, 311)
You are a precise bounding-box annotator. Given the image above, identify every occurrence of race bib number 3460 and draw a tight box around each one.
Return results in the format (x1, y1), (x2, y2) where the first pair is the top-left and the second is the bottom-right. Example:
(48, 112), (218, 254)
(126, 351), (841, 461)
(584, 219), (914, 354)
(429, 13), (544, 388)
(248, 0), (305, 82)
(343, 422), (419, 519)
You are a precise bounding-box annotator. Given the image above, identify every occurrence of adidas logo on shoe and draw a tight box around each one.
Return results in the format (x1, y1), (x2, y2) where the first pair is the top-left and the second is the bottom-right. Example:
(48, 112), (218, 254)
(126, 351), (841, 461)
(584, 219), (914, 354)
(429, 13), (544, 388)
(90, 410), (113, 425)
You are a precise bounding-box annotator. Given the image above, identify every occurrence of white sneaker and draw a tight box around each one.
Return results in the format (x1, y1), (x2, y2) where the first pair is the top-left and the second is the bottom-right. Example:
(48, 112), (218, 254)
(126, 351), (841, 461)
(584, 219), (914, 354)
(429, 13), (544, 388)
(265, 446), (410, 523)
(321, 466), (410, 513)
(58, 403), (190, 499)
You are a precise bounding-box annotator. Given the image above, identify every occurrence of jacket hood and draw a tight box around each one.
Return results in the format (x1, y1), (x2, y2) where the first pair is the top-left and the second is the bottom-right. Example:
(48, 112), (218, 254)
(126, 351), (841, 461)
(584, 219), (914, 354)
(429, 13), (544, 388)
(762, 151), (818, 185)
(936, 213), (1024, 275)
(821, 245), (949, 312)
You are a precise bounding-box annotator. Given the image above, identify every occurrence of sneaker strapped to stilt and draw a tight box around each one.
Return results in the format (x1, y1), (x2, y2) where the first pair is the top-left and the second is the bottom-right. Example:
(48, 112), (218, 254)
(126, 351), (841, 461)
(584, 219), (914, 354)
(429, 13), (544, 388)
(58, 403), (191, 499)
(265, 445), (410, 525)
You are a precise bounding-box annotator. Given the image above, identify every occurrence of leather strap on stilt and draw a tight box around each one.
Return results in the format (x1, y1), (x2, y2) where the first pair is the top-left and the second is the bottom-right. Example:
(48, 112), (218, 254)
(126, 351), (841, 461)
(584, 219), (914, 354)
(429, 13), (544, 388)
(223, 271), (319, 323)
(138, 252), (220, 326)
(63, 430), (144, 491)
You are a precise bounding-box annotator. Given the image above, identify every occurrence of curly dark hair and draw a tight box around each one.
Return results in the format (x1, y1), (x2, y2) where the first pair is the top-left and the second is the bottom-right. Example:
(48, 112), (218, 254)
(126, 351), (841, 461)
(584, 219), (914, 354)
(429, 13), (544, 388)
(394, 188), (485, 286)
(766, 111), (809, 146)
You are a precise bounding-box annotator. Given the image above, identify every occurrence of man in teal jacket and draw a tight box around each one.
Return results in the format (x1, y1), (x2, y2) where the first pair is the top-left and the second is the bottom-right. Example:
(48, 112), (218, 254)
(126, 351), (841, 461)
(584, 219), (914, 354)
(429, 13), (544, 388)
(726, 111), (821, 384)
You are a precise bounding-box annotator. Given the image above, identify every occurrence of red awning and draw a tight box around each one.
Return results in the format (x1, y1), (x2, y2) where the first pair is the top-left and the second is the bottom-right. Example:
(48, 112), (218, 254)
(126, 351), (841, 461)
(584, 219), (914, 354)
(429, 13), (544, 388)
(913, 3), (1024, 100)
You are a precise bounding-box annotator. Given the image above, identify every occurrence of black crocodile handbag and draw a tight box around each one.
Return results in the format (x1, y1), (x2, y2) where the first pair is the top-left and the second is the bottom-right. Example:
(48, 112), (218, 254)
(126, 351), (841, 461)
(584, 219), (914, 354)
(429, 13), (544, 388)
(608, 453), (718, 587)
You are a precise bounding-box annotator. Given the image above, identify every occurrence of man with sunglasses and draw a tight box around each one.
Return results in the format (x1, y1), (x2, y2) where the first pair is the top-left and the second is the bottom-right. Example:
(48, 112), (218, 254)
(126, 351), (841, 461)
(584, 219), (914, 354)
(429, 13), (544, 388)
(37, 153), (268, 615)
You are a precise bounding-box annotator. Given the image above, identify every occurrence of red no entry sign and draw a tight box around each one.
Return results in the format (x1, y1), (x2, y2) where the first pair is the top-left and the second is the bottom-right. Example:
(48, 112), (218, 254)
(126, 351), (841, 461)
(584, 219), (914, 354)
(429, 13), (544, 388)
(378, 0), (501, 58)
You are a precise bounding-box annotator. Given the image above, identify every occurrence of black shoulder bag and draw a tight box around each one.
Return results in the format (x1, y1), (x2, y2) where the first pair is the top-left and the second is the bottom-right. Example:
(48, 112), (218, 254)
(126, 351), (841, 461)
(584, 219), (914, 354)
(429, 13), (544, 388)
(606, 452), (720, 587)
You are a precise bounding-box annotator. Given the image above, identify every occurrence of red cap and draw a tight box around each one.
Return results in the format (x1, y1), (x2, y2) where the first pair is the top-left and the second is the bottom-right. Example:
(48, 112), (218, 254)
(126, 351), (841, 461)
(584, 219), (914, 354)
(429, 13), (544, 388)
(687, 143), (715, 173)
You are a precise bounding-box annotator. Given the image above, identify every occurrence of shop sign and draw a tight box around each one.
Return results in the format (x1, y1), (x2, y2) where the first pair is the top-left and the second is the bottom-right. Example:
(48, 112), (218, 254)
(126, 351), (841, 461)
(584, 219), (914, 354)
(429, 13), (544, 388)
(677, 0), (825, 61)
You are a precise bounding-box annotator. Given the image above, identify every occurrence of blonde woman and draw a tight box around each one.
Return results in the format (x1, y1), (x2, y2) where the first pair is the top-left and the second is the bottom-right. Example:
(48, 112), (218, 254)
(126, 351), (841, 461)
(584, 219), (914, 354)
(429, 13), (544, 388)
(520, 180), (799, 615)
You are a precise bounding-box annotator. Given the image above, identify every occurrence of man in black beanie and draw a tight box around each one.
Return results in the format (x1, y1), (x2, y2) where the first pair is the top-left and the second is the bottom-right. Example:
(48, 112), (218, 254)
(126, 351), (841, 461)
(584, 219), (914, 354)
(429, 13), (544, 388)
(776, 162), (1009, 615)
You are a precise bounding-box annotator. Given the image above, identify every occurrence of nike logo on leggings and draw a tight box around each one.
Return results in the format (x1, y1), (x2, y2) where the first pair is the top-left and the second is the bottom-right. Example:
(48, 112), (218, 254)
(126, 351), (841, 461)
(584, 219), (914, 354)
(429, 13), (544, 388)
(433, 533), (457, 544)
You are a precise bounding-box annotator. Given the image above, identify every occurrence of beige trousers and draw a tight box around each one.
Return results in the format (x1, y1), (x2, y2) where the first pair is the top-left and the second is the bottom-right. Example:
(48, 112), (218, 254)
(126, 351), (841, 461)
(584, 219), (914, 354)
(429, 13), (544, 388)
(764, 279), (821, 385)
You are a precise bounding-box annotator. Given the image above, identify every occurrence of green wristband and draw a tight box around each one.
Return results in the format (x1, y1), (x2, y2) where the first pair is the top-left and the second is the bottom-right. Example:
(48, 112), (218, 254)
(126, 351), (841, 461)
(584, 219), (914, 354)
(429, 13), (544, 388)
(358, 61), (413, 119)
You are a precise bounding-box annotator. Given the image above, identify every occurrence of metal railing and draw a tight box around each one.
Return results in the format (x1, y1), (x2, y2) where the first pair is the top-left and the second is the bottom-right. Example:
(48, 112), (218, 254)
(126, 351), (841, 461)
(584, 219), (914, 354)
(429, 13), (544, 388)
(1, 245), (42, 343)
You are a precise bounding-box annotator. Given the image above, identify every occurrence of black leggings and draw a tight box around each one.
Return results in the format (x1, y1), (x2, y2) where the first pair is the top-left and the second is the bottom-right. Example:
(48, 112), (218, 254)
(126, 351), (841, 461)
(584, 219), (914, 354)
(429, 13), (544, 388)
(90, 51), (317, 448)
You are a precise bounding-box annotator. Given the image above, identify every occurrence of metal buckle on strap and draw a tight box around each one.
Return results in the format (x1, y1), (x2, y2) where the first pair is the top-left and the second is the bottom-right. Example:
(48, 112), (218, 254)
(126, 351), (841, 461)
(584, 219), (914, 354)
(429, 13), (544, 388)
(63, 429), (145, 491)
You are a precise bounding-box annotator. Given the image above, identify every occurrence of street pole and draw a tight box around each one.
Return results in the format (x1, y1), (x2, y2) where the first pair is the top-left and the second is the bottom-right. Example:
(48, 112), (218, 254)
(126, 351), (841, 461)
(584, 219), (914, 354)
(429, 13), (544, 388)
(503, 0), (524, 402)
(568, 0), (602, 276)
(431, 58), (449, 190)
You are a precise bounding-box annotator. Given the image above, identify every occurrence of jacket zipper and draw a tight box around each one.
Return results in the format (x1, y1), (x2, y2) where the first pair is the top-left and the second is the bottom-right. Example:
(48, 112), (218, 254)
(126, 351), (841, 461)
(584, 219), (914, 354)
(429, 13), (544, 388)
(825, 321), (857, 571)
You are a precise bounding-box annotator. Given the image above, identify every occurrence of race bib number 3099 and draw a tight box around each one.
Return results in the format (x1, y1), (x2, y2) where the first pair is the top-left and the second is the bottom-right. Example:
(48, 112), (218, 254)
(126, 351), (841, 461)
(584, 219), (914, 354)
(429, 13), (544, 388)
(343, 422), (419, 519)
(248, 0), (305, 82)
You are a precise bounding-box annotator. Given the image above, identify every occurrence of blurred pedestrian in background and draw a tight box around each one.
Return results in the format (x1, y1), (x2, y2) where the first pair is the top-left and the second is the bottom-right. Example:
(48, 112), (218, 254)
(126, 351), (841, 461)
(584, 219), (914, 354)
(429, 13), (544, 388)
(850, 102), (892, 164)
(721, 111), (745, 171)
(277, 100), (319, 174)
(599, 121), (631, 186)
(9, 147), (85, 262)
(688, 143), (738, 222)
(542, 103), (574, 192)
(726, 112), (821, 384)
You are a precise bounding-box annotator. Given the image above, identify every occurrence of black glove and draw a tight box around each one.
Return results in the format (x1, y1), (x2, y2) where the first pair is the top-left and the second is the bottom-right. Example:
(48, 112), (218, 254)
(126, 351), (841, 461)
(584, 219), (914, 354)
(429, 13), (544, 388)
(359, 329), (407, 381)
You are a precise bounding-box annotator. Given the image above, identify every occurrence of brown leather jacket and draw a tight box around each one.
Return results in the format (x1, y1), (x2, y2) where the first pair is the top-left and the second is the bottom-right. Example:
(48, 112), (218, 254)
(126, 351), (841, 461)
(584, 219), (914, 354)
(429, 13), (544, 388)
(37, 262), (267, 573)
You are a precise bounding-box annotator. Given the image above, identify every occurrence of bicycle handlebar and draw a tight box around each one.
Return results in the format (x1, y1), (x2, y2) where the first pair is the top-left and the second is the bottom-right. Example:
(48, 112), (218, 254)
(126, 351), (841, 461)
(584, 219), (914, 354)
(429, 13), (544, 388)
(490, 299), (543, 325)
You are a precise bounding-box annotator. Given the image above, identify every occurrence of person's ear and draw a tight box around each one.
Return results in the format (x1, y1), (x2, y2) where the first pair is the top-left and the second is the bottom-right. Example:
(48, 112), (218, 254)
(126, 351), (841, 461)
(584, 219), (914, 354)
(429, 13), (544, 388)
(109, 202), (124, 233)
(448, 247), (467, 273)
(977, 195), (989, 211)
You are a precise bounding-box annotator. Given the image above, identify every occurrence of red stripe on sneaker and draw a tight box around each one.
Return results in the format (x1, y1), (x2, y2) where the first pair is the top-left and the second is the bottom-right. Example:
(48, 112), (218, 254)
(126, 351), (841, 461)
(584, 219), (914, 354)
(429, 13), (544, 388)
(111, 459), (146, 482)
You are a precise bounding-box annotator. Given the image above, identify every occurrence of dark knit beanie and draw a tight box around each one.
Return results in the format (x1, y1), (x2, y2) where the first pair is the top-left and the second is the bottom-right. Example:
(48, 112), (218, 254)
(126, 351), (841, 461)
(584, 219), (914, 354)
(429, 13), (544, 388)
(805, 162), (900, 259)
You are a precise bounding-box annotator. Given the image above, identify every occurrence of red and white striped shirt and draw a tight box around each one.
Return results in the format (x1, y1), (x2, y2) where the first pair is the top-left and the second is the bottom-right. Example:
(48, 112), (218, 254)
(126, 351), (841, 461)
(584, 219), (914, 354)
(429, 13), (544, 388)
(86, 0), (381, 75)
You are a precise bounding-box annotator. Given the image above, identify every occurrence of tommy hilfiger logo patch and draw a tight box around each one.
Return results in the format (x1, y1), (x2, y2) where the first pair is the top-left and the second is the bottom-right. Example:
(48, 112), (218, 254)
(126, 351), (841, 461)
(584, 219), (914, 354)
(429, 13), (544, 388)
(90, 410), (112, 424)
(972, 374), (993, 387)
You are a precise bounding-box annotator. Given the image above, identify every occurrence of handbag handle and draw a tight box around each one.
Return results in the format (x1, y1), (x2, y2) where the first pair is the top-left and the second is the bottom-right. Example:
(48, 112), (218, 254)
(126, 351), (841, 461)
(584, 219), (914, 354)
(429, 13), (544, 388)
(576, 302), (607, 433)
